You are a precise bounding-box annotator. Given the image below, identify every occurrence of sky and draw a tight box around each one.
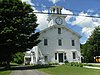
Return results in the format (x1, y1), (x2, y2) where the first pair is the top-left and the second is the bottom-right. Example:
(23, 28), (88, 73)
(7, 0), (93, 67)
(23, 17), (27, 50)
(21, 0), (100, 44)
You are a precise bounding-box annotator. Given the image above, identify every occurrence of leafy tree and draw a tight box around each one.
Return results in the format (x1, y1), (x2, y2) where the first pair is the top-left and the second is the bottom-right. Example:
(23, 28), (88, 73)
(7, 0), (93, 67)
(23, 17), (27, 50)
(12, 52), (24, 64)
(81, 26), (100, 63)
(0, 0), (40, 68)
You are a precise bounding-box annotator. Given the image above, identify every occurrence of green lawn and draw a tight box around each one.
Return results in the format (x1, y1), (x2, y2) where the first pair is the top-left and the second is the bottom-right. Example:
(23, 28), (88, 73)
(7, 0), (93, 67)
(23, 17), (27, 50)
(38, 65), (100, 75)
(0, 70), (11, 75)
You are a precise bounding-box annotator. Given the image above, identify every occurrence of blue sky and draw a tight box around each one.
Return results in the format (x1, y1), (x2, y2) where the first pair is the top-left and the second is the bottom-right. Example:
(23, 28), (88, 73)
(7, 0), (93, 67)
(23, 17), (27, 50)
(22, 0), (100, 44)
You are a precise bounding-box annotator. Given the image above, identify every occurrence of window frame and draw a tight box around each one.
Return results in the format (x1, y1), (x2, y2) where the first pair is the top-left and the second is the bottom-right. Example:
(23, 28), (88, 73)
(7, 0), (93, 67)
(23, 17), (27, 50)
(55, 53), (57, 60)
(72, 40), (75, 46)
(64, 53), (66, 60)
(58, 28), (61, 34)
(72, 52), (76, 59)
(44, 39), (48, 46)
(44, 56), (48, 61)
(58, 39), (62, 46)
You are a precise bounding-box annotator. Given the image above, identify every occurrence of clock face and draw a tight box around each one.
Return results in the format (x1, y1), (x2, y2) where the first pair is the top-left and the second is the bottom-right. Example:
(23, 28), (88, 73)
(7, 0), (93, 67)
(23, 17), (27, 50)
(55, 17), (63, 25)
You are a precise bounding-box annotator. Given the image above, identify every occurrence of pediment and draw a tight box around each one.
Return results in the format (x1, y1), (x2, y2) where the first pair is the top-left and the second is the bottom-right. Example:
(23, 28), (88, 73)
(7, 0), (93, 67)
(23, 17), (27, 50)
(40, 25), (81, 38)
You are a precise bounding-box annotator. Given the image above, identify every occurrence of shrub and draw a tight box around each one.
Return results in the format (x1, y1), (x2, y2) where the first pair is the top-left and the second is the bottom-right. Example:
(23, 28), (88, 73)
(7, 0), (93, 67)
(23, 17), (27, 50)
(70, 62), (83, 67)
(48, 62), (59, 65)
(12, 52), (24, 64)
(64, 60), (69, 64)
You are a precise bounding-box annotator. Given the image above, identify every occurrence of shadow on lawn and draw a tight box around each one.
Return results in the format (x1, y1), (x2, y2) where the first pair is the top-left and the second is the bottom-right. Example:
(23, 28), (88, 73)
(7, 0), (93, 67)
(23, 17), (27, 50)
(0, 64), (55, 71)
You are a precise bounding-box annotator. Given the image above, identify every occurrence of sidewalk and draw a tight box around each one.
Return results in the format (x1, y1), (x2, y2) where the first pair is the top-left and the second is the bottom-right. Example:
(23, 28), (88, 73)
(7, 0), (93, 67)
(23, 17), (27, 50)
(83, 66), (100, 69)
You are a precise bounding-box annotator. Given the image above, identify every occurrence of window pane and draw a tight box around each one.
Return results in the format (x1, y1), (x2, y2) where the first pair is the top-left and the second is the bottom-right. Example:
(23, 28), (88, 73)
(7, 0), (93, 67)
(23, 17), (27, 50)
(58, 28), (61, 34)
(44, 56), (48, 61)
(53, 8), (55, 12)
(44, 39), (48, 46)
(58, 39), (62, 46)
(57, 8), (59, 14)
(72, 40), (75, 46)
(64, 53), (66, 59)
(55, 53), (57, 60)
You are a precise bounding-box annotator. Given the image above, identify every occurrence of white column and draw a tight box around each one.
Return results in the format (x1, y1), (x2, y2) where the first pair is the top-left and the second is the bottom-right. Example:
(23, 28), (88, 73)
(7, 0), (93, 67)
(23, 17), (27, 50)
(30, 53), (33, 64)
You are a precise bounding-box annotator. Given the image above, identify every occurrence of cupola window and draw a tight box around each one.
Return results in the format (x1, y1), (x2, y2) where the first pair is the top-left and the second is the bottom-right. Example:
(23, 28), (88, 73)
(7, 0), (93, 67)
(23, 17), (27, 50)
(53, 8), (55, 13)
(57, 8), (59, 14)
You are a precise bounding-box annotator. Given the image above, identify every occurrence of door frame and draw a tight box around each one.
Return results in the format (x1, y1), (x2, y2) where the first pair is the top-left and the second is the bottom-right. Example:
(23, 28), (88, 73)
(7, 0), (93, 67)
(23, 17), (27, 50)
(58, 53), (63, 63)
(55, 51), (66, 63)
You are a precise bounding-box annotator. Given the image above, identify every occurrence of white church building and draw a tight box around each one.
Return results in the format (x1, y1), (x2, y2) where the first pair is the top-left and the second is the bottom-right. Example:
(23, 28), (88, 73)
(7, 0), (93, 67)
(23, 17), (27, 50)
(24, 6), (81, 65)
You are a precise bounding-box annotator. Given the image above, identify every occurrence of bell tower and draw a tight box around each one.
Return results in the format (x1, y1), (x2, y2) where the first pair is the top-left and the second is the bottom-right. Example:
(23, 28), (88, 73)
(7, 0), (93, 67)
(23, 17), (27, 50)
(47, 6), (67, 27)
(50, 6), (62, 14)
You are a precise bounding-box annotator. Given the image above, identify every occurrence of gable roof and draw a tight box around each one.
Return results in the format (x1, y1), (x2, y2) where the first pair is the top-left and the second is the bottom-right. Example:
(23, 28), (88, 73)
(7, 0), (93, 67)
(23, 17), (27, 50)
(40, 25), (82, 38)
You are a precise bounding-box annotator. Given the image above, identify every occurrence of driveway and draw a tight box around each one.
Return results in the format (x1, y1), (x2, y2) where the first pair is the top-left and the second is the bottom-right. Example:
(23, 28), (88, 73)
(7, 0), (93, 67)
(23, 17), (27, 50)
(10, 70), (49, 75)
(10, 65), (50, 75)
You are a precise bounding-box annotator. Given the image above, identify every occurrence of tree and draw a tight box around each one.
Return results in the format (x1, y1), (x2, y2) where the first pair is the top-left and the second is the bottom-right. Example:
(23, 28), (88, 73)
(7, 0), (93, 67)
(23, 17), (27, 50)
(81, 26), (100, 63)
(12, 52), (24, 64)
(0, 0), (40, 68)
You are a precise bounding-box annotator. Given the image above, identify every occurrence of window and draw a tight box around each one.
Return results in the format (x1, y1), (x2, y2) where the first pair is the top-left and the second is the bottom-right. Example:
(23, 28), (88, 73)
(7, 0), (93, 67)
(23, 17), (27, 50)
(64, 53), (66, 59)
(55, 53), (57, 60)
(72, 40), (75, 46)
(53, 8), (55, 13)
(44, 39), (48, 46)
(58, 39), (62, 46)
(72, 52), (76, 59)
(58, 28), (61, 34)
(44, 56), (48, 61)
(57, 8), (59, 14)
(31, 51), (35, 56)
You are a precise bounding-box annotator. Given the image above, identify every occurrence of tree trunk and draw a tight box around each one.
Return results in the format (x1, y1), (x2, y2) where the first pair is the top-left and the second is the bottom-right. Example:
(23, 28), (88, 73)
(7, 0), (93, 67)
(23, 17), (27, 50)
(5, 59), (10, 69)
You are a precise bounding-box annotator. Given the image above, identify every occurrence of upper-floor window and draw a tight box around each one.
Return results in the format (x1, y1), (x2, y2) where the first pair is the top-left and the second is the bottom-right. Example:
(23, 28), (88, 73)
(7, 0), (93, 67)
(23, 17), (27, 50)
(58, 39), (62, 46)
(44, 39), (48, 46)
(72, 40), (75, 46)
(58, 28), (61, 34)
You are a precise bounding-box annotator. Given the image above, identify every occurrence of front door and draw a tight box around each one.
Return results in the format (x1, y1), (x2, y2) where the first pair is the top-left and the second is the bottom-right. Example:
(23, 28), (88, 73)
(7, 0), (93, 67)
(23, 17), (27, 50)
(58, 53), (63, 63)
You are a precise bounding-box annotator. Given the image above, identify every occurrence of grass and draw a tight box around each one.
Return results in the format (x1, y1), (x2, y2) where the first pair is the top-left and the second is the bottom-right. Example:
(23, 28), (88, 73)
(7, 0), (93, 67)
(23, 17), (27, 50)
(0, 70), (11, 75)
(38, 65), (100, 75)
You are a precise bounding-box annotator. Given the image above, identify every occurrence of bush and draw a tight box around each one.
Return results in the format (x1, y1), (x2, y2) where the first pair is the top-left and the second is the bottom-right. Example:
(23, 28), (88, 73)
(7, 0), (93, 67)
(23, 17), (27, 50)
(64, 60), (69, 64)
(12, 52), (24, 64)
(48, 62), (59, 65)
(70, 62), (83, 67)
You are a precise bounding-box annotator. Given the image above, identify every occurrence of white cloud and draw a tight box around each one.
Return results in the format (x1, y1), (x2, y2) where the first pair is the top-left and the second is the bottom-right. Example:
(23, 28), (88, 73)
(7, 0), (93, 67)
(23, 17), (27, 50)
(21, 0), (34, 5)
(20, 1), (100, 44)
(49, 0), (60, 4)
(62, 8), (73, 14)
(21, 0), (48, 31)
(61, 8), (73, 24)
(82, 27), (95, 38)
(36, 10), (48, 30)
(70, 11), (100, 39)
